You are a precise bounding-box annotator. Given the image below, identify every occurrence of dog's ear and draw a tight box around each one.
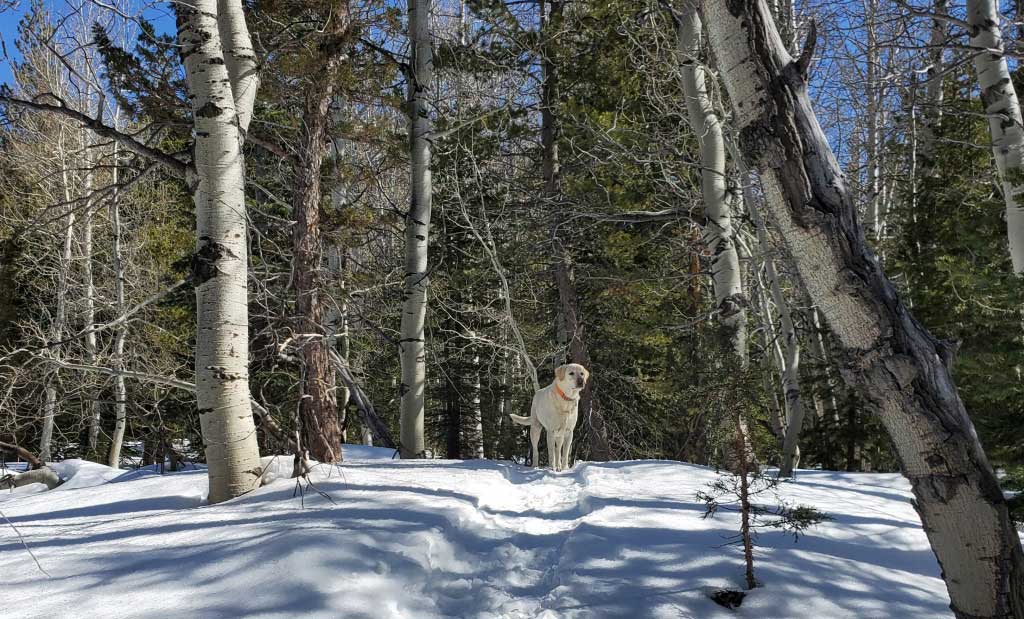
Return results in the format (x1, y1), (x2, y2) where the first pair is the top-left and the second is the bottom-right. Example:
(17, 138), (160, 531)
(555, 364), (567, 382)
(581, 366), (590, 384)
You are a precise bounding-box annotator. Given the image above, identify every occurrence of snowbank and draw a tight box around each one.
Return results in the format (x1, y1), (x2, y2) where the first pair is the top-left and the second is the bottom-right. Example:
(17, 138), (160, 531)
(0, 452), (952, 618)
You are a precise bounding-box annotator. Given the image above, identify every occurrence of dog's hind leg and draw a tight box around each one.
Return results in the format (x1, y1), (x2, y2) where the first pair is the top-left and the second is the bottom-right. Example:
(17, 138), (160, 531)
(530, 423), (542, 468)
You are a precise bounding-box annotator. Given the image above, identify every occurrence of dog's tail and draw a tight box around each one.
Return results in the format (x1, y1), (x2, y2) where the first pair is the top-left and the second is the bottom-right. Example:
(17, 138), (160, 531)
(508, 413), (533, 426)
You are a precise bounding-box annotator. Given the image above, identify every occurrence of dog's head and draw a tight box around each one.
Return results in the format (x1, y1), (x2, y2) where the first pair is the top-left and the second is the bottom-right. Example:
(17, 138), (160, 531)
(555, 363), (590, 394)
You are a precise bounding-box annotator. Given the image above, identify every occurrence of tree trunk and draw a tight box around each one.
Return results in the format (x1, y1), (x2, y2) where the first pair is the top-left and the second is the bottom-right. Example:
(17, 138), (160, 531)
(292, 11), (349, 464)
(443, 324), (461, 459)
(544, 0), (610, 462)
(40, 142), (77, 462)
(178, 0), (262, 503)
(81, 131), (102, 454)
(399, 0), (433, 459)
(967, 0), (1024, 273)
(808, 307), (839, 423)
(107, 139), (128, 469)
(326, 244), (351, 435)
(676, 5), (747, 359)
(919, 0), (946, 173)
(674, 2), (751, 470)
(701, 1), (1024, 615)
(744, 183), (807, 477)
(471, 345), (484, 459)
(864, 0), (884, 241)
(0, 442), (44, 469)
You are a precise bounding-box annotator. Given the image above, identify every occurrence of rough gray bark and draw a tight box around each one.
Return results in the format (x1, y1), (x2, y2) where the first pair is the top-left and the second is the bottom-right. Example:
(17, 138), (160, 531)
(178, 0), (263, 503)
(966, 0), (1024, 273)
(398, 0), (433, 459)
(701, 1), (1024, 615)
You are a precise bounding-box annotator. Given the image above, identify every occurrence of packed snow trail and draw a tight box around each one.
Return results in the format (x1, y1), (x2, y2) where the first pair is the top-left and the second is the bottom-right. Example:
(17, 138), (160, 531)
(0, 448), (952, 618)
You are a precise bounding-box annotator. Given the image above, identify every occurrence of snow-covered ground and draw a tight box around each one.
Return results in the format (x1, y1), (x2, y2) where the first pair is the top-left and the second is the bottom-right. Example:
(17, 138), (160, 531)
(0, 448), (951, 618)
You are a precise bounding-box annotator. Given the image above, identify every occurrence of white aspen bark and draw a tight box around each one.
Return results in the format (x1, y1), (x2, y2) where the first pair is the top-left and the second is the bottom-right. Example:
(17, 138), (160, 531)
(107, 141), (127, 469)
(41, 140), (77, 462)
(919, 0), (946, 169)
(702, 1), (1024, 615)
(179, 0), (262, 503)
(744, 182), (807, 477)
(496, 346), (511, 455)
(326, 245), (350, 429)
(865, 0), (883, 241)
(471, 346), (484, 459)
(967, 0), (1024, 273)
(40, 384), (57, 463)
(399, 0), (433, 459)
(676, 6), (747, 359)
(81, 131), (101, 454)
(674, 3), (751, 471)
(751, 264), (786, 438)
(216, 0), (258, 138)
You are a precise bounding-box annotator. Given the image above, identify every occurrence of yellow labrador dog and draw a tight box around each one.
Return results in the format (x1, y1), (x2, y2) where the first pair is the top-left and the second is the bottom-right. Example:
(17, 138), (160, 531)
(509, 363), (589, 471)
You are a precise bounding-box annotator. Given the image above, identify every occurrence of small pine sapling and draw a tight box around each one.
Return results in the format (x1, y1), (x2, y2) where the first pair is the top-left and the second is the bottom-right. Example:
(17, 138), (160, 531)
(698, 456), (830, 593)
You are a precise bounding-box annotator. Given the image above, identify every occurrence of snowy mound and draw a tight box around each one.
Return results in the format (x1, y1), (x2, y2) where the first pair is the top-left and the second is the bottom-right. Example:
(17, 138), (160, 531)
(0, 453), (951, 618)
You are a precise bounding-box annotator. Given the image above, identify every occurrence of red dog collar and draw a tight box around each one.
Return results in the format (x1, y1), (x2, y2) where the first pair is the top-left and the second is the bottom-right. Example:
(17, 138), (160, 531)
(554, 383), (575, 402)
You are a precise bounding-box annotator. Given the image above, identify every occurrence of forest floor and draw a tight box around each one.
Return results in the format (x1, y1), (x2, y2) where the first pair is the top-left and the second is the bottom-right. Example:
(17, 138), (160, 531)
(0, 446), (952, 618)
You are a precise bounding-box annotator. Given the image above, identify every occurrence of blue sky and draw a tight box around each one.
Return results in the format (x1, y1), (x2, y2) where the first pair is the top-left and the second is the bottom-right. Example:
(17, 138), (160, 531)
(0, 0), (177, 87)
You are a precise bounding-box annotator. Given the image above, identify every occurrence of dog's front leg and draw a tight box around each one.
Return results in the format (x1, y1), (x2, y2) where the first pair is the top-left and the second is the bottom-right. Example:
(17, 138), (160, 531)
(561, 430), (573, 471)
(544, 430), (561, 469)
(551, 434), (565, 471)
(530, 423), (542, 468)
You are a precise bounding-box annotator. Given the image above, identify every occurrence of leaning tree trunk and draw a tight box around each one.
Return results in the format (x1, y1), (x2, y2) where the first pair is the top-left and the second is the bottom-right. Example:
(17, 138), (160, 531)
(701, 1), (1024, 616)
(545, 0), (610, 461)
(399, 0), (433, 459)
(967, 0), (1024, 273)
(292, 11), (349, 464)
(178, 0), (262, 503)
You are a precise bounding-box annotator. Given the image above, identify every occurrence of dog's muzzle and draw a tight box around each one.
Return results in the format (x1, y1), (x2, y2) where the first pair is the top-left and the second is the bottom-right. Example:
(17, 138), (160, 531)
(576, 379), (584, 388)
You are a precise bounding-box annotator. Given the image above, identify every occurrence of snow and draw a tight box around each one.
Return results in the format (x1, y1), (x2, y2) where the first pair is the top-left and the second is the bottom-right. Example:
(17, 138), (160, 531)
(0, 449), (952, 618)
